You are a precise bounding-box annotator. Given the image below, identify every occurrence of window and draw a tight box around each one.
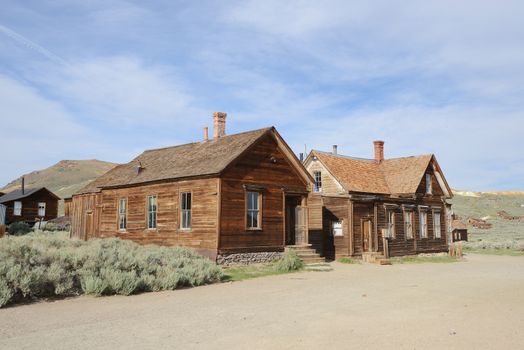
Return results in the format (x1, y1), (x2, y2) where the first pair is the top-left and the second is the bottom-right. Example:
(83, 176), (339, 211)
(246, 191), (261, 229)
(332, 220), (343, 237)
(385, 210), (395, 238)
(426, 174), (432, 194)
(313, 171), (322, 192)
(118, 198), (127, 231)
(14, 201), (22, 216)
(434, 211), (442, 238)
(420, 211), (428, 238)
(38, 202), (46, 217)
(404, 211), (414, 239)
(180, 192), (192, 230)
(147, 196), (157, 230)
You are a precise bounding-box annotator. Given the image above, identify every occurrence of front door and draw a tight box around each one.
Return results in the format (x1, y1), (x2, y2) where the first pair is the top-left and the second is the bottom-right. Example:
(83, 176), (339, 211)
(362, 219), (372, 252)
(294, 206), (307, 245)
(285, 196), (307, 245)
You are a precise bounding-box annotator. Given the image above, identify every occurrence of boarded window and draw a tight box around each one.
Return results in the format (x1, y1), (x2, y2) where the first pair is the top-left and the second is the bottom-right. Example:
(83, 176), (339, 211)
(420, 211), (428, 238)
(246, 191), (261, 229)
(313, 171), (322, 192)
(386, 210), (395, 238)
(180, 192), (192, 229)
(118, 198), (127, 231)
(38, 202), (46, 217)
(332, 220), (343, 236)
(426, 174), (432, 194)
(147, 196), (157, 230)
(14, 201), (22, 216)
(434, 211), (442, 238)
(404, 211), (414, 239)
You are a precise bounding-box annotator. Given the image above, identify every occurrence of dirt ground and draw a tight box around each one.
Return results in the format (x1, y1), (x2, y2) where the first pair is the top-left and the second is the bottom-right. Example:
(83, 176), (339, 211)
(1, 254), (523, 350)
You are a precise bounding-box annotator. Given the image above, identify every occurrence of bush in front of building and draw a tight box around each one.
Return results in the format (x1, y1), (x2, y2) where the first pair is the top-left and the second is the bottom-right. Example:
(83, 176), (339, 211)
(7, 222), (32, 236)
(273, 251), (304, 272)
(0, 234), (224, 308)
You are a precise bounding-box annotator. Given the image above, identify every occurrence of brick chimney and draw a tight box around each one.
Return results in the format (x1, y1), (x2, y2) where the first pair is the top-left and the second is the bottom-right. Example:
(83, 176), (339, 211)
(213, 112), (227, 139)
(203, 126), (209, 142)
(373, 140), (384, 162)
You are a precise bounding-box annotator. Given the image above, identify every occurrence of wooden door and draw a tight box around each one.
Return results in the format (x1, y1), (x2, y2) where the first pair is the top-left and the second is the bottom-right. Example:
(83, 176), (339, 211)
(294, 206), (307, 245)
(362, 219), (372, 252)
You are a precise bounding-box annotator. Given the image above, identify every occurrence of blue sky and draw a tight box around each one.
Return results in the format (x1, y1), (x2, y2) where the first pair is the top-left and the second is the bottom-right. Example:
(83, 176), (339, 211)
(0, 0), (523, 191)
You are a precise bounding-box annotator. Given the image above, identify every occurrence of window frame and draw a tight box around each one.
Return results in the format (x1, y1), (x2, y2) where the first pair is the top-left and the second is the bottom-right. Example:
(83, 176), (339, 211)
(245, 190), (262, 230)
(180, 191), (192, 231)
(404, 210), (414, 240)
(426, 173), (432, 195)
(13, 201), (22, 216)
(419, 210), (428, 239)
(385, 210), (396, 239)
(313, 171), (322, 193)
(146, 195), (158, 230)
(332, 220), (344, 237)
(433, 210), (442, 239)
(118, 197), (127, 231)
(37, 202), (46, 217)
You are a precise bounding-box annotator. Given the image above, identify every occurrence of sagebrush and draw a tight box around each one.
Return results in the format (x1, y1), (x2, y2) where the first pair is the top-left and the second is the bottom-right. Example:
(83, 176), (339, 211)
(0, 233), (223, 307)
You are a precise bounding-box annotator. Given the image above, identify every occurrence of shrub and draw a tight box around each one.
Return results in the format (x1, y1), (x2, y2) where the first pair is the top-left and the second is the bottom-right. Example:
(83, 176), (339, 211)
(8, 222), (32, 236)
(0, 234), (224, 307)
(273, 251), (304, 272)
(43, 222), (58, 232)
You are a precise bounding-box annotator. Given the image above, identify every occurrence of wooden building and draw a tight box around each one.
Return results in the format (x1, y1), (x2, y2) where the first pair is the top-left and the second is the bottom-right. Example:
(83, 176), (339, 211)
(0, 185), (60, 224)
(304, 141), (453, 260)
(63, 197), (72, 217)
(451, 220), (468, 242)
(71, 113), (313, 262)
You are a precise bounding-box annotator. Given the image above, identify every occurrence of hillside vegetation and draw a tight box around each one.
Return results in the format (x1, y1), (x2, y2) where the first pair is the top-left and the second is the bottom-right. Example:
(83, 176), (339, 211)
(1, 159), (116, 202)
(451, 192), (524, 252)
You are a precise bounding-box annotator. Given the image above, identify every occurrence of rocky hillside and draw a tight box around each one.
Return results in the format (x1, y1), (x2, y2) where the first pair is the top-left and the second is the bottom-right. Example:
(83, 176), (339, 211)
(1, 160), (117, 200)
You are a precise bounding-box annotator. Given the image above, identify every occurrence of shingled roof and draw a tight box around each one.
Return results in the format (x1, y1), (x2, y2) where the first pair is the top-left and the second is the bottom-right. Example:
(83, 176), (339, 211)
(310, 150), (450, 196)
(0, 187), (60, 204)
(77, 127), (308, 194)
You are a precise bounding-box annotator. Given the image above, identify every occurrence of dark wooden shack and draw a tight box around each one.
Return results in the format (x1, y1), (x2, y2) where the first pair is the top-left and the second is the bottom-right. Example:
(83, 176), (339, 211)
(451, 220), (468, 242)
(71, 113), (314, 262)
(304, 141), (453, 260)
(0, 187), (60, 224)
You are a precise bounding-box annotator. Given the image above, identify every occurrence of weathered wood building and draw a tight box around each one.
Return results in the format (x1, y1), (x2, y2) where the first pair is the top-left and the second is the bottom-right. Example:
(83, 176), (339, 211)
(0, 184), (60, 224)
(304, 141), (453, 260)
(451, 219), (468, 242)
(71, 113), (314, 262)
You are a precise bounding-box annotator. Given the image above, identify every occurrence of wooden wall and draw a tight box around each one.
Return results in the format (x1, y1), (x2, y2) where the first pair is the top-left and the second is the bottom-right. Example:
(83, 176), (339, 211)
(70, 193), (101, 240)
(94, 178), (220, 258)
(219, 134), (308, 253)
(306, 159), (345, 196)
(3, 190), (58, 224)
(319, 196), (351, 260)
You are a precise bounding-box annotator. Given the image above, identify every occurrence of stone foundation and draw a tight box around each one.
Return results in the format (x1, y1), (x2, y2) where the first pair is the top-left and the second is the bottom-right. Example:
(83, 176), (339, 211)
(217, 252), (283, 266)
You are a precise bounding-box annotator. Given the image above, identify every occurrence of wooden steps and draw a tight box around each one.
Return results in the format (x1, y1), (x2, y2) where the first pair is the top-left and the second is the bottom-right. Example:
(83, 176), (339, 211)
(362, 252), (391, 265)
(285, 244), (331, 268)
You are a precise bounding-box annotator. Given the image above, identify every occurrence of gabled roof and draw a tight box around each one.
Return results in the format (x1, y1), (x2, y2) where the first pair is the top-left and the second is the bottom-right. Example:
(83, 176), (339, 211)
(77, 127), (312, 194)
(308, 150), (451, 197)
(452, 220), (468, 230)
(0, 187), (60, 204)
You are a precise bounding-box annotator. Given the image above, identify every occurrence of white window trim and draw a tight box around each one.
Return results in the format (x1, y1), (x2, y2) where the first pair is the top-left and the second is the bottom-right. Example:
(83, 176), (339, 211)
(332, 220), (343, 237)
(433, 211), (442, 239)
(404, 210), (414, 240)
(14, 201), (22, 216)
(426, 173), (432, 195)
(118, 198), (127, 231)
(386, 210), (395, 239)
(419, 211), (428, 239)
(246, 191), (262, 230)
(147, 195), (157, 230)
(180, 192), (192, 230)
(38, 202), (46, 217)
(313, 171), (322, 193)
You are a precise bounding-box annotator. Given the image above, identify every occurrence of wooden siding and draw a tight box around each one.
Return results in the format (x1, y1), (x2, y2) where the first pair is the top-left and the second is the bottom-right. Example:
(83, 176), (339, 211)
(3, 190), (58, 224)
(307, 193), (323, 230)
(219, 134), (308, 253)
(319, 196), (351, 260)
(93, 178), (220, 258)
(306, 159), (345, 196)
(70, 193), (101, 240)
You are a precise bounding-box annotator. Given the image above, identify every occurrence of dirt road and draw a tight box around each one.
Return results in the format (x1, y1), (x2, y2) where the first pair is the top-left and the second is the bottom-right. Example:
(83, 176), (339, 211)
(1, 254), (523, 349)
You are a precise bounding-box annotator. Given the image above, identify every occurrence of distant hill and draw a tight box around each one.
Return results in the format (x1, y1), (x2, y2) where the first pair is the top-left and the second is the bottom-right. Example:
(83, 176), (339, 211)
(1, 160), (117, 200)
(450, 191), (524, 248)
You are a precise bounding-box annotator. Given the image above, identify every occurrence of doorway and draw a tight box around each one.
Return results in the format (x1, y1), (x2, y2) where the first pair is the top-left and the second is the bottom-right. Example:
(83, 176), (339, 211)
(362, 219), (372, 252)
(285, 196), (307, 246)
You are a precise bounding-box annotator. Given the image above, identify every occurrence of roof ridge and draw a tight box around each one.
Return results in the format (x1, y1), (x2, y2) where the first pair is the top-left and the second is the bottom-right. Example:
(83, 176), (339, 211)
(142, 127), (273, 153)
(312, 150), (375, 162)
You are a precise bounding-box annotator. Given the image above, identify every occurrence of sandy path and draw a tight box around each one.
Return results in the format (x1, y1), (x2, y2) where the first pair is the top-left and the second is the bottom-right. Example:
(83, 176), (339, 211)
(1, 254), (523, 350)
